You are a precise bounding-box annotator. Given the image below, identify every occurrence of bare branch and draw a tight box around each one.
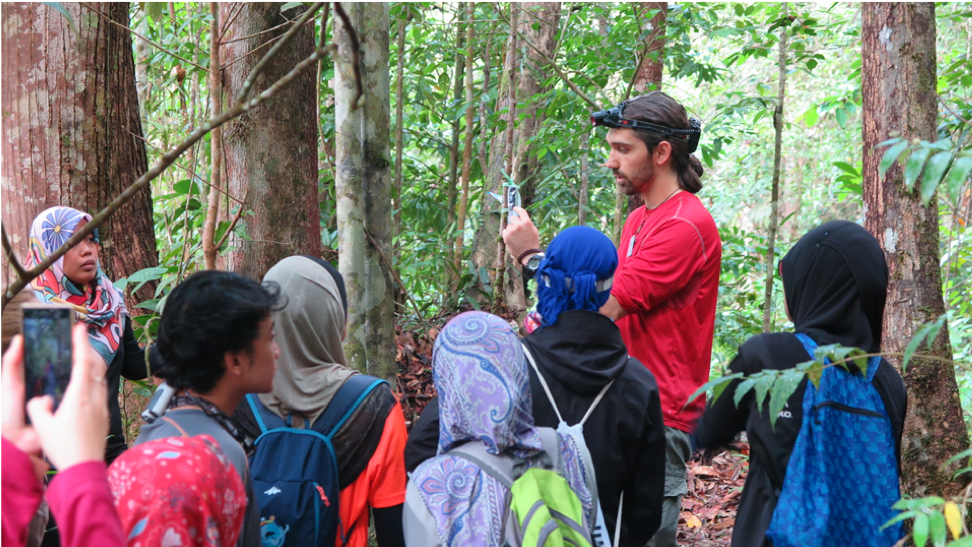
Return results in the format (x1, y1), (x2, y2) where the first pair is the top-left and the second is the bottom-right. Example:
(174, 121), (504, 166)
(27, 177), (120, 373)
(940, 96), (972, 127)
(1, 225), (29, 288)
(363, 228), (435, 335)
(221, 11), (318, 45)
(235, 3), (325, 104)
(217, 2), (246, 44)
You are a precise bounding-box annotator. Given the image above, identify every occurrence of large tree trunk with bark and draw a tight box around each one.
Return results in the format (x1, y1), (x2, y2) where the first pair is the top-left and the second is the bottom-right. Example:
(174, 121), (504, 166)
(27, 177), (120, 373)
(470, 3), (561, 313)
(862, 2), (969, 498)
(335, 3), (395, 382)
(218, 2), (322, 280)
(1, 2), (158, 310)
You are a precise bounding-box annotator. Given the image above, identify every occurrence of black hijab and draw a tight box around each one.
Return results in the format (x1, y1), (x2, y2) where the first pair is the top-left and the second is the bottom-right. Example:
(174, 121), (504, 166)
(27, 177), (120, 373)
(780, 220), (888, 353)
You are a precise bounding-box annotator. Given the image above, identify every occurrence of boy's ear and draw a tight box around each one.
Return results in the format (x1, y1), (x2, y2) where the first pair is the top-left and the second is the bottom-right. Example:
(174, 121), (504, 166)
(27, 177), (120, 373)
(222, 350), (245, 378)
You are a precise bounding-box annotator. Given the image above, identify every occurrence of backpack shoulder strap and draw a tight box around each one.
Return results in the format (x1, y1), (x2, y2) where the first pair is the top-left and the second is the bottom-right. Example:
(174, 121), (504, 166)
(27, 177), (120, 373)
(522, 343), (614, 427)
(448, 442), (515, 489)
(245, 393), (287, 434)
(313, 375), (387, 438)
(522, 344), (564, 423)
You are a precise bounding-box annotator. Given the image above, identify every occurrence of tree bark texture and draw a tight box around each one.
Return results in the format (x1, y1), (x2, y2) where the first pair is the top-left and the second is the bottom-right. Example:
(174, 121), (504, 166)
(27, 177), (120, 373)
(1, 2), (158, 310)
(203, 2), (222, 270)
(454, 2), (476, 273)
(762, 4), (787, 333)
(862, 2), (969, 498)
(446, 6), (466, 239)
(335, 3), (395, 382)
(471, 3), (560, 312)
(218, 2), (322, 280)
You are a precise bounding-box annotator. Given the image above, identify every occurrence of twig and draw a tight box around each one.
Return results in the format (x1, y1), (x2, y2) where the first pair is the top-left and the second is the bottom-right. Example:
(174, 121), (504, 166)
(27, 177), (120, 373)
(235, 3), (325, 104)
(2, 40), (342, 309)
(217, 2), (246, 44)
(364, 228), (435, 334)
(334, 2), (364, 109)
(78, 2), (208, 72)
(1, 225), (29, 281)
(221, 11), (319, 45)
(130, 131), (245, 205)
(221, 34), (281, 71)
(940, 96), (972, 127)
(213, 189), (250, 251)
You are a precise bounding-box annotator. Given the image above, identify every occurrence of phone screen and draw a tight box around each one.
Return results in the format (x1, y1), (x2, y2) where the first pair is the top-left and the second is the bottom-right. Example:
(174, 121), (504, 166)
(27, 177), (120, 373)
(23, 305), (74, 412)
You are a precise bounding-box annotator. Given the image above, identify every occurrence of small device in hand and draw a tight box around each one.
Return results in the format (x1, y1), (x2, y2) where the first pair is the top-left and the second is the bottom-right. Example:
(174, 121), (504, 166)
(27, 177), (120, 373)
(22, 303), (75, 413)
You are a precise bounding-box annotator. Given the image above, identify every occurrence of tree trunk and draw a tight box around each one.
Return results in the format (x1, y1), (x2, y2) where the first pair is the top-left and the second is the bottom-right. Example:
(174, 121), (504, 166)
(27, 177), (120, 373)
(202, 2), (223, 270)
(446, 5), (466, 253)
(335, 3), (395, 382)
(471, 3), (560, 312)
(578, 129), (590, 224)
(218, 2), (322, 280)
(862, 2), (969, 498)
(762, 4), (787, 333)
(1, 2), (158, 311)
(454, 3), (476, 274)
(394, 14), (406, 292)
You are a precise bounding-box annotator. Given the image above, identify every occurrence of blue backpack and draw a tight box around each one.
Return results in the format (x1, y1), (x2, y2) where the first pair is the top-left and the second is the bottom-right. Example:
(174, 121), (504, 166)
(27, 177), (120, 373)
(246, 375), (386, 547)
(766, 333), (903, 547)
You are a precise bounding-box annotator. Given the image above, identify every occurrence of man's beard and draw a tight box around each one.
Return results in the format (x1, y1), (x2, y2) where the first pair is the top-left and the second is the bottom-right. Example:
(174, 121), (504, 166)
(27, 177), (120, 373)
(614, 163), (655, 196)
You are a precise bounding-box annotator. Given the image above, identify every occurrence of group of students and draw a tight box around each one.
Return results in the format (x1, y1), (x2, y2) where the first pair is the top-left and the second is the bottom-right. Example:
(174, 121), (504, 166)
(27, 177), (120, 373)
(1, 91), (908, 547)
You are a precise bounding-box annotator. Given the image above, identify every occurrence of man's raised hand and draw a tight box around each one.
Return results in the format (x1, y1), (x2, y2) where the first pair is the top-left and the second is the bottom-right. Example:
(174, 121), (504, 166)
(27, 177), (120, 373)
(501, 206), (541, 265)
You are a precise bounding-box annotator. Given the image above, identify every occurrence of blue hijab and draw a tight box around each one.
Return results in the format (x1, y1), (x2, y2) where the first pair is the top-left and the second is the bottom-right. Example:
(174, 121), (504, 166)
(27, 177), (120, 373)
(535, 226), (618, 327)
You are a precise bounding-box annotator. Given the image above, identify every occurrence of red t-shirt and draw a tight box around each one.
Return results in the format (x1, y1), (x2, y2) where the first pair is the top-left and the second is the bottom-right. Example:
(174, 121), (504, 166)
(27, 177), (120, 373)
(612, 192), (721, 432)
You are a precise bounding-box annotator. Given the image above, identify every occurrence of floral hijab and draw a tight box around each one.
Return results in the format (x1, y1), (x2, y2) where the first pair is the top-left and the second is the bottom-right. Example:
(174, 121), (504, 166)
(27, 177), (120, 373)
(25, 206), (127, 364)
(411, 311), (543, 546)
(108, 435), (247, 547)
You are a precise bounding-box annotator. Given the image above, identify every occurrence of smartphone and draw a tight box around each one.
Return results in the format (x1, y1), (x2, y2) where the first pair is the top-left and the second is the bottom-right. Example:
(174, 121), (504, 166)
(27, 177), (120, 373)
(506, 186), (521, 222)
(22, 303), (75, 412)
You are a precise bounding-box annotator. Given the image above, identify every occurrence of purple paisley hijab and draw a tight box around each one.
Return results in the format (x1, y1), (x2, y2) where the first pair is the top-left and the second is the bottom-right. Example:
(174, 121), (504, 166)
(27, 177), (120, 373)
(411, 311), (543, 546)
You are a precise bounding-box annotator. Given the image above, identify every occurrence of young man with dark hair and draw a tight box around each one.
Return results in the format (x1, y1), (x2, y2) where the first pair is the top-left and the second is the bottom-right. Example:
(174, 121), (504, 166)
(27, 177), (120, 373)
(134, 270), (284, 547)
(503, 91), (722, 547)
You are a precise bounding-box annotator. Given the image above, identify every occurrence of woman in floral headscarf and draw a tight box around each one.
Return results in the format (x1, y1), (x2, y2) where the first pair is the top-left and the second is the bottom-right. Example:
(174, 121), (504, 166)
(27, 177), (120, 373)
(108, 435), (247, 547)
(25, 206), (157, 463)
(402, 311), (595, 547)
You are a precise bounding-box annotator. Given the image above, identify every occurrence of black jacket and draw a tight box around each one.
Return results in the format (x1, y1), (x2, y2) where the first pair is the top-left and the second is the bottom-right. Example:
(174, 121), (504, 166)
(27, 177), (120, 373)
(105, 317), (162, 463)
(405, 311), (667, 547)
(693, 333), (906, 547)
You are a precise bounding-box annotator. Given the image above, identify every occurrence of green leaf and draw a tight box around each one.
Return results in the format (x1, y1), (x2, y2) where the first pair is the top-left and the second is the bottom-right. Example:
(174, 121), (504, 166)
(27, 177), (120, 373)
(879, 140), (909, 178)
(127, 266), (167, 284)
(685, 373), (742, 407)
(920, 151), (953, 204)
(807, 58), (818, 71)
(280, 2), (304, 13)
(904, 147), (932, 190)
(944, 154), (972, 202)
(905, 315), (947, 370)
(42, 2), (78, 37)
(835, 106), (847, 127)
(114, 277), (128, 292)
(805, 105), (819, 127)
(733, 379), (756, 408)
(754, 373), (776, 412)
(833, 161), (859, 176)
(769, 370), (803, 429)
(929, 510), (948, 547)
(882, 509), (919, 530)
(914, 512), (930, 547)
(172, 179), (198, 196)
(146, 2), (165, 22)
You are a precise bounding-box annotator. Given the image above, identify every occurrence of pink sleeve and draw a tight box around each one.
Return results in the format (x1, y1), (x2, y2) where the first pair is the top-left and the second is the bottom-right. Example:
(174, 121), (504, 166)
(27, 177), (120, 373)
(2, 438), (44, 547)
(46, 461), (126, 547)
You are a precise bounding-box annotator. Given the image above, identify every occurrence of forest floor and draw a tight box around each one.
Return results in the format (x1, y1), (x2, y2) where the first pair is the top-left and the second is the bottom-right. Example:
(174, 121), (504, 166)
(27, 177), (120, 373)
(394, 320), (748, 546)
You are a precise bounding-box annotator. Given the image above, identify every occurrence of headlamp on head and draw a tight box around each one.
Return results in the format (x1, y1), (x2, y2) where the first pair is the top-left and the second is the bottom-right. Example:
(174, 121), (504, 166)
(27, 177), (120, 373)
(590, 101), (702, 154)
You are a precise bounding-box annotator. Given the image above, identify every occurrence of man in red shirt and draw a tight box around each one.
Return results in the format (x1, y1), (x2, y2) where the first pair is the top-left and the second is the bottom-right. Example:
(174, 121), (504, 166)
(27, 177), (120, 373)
(503, 92), (721, 547)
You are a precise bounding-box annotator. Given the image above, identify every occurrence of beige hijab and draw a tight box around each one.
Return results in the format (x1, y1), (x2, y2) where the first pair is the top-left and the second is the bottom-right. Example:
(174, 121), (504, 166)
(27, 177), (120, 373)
(259, 256), (357, 423)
